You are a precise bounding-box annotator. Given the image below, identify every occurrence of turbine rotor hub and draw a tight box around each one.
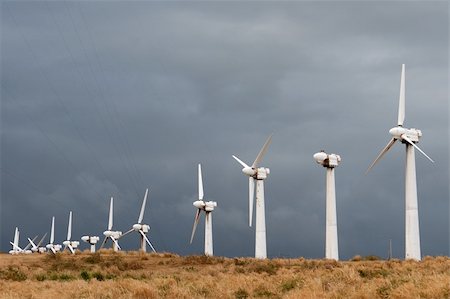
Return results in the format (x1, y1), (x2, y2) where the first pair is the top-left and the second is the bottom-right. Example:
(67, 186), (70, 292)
(193, 200), (206, 209)
(242, 167), (256, 176)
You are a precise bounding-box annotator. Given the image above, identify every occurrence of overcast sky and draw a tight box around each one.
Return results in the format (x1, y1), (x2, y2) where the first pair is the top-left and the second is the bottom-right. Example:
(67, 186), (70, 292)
(1, 1), (448, 259)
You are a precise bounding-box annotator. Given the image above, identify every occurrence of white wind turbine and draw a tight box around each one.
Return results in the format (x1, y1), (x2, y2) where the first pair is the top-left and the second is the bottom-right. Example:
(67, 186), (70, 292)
(121, 188), (157, 253)
(9, 227), (21, 254)
(46, 217), (62, 254)
(100, 197), (122, 251)
(62, 211), (79, 254)
(232, 134), (272, 259)
(9, 227), (33, 254)
(81, 235), (100, 253)
(28, 233), (48, 253)
(367, 64), (434, 261)
(190, 164), (217, 256)
(314, 151), (341, 260)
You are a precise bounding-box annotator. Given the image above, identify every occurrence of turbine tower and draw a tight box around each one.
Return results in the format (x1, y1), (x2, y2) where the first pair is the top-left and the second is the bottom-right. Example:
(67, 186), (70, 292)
(122, 188), (157, 253)
(367, 64), (433, 260)
(190, 164), (217, 256)
(232, 134), (272, 259)
(100, 197), (122, 251)
(314, 151), (341, 260)
(62, 211), (79, 254)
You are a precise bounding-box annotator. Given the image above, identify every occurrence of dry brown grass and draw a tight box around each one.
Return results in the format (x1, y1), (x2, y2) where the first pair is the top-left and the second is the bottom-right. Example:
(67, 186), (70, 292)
(0, 251), (448, 299)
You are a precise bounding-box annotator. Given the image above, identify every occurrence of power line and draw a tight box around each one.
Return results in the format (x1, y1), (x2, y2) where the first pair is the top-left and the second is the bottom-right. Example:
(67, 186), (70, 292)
(63, 2), (145, 199)
(2, 87), (104, 200)
(44, 2), (141, 198)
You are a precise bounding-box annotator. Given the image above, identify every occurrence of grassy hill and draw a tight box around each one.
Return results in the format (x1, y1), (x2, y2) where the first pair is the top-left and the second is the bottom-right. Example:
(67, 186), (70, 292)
(0, 251), (448, 298)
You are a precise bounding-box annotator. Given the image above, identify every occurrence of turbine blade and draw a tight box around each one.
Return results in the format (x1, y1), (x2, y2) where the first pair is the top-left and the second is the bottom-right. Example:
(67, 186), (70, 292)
(401, 135), (434, 163)
(13, 227), (19, 247)
(50, 217), (55, 244)
(398, 64), (406, 126)
(24, 236), (38, 251)
(140, 230), (157, 253)
(37, 233), (48, 247)
(189, 209), (202, 244)
(138, 188), (149, 224)
(366, 138), (397, 174)
(249, 177), (255, 227)
(10, 241), (22, 251)
(108, 197), (113, 230)
(50, 246), (56, 254)
(121, 228), (134, 238)
(198, 164), (204, 200)
(67, 211), (72, 241)
(252, 134), (273, 168)
(99, 236), (108, 249)
(28, 237), (37, 249)
(68, 244), (75, 254)
(111, 237), (121, 250)
(232, 155), (250, 168)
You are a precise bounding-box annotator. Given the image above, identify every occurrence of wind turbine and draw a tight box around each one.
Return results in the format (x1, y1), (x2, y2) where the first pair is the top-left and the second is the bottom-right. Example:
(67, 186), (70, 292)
(366, 64), (434, 261)
(100, 197), (122, 251)
(28, 233), (48, 253)
(46, 217), (62, 254)
(190, 164), (217, 256)
(232, 134), (272, 259)
(9, 227), (33, 254)
(62, 211), (79, 254)
(313, 151), (341, 260)
(81, 235), (100, 253)
(121, 188), (157, 253)
(9, 227), (21, 254)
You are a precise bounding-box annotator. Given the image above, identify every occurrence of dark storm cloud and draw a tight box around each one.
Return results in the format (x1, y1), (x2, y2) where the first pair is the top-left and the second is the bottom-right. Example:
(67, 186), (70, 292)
(1, 1), (448, 259)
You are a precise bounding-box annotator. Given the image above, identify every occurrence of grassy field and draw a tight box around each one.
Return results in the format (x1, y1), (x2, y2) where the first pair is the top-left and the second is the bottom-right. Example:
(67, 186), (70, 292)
(0, 251), (448, 299)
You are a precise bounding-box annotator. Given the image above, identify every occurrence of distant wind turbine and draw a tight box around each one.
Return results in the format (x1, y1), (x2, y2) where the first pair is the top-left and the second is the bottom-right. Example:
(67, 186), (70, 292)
(314, 151), (341, 260)
(190, 164), (217, 256)
(232, 134), (272, 259)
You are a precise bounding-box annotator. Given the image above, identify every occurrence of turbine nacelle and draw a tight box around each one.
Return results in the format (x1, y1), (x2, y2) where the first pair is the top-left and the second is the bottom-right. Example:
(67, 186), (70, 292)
(103, 230), (122, 239)
(241, 166), (271, 179)
(132, 223), (150, 233)
(389, 126), (422, 143)
(204, 201), (217, 212)
(256, 167), (270, 180)
(81, 236), (99, 244)
(47, 244), (62, 252)
(314, 151), (341, 168)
